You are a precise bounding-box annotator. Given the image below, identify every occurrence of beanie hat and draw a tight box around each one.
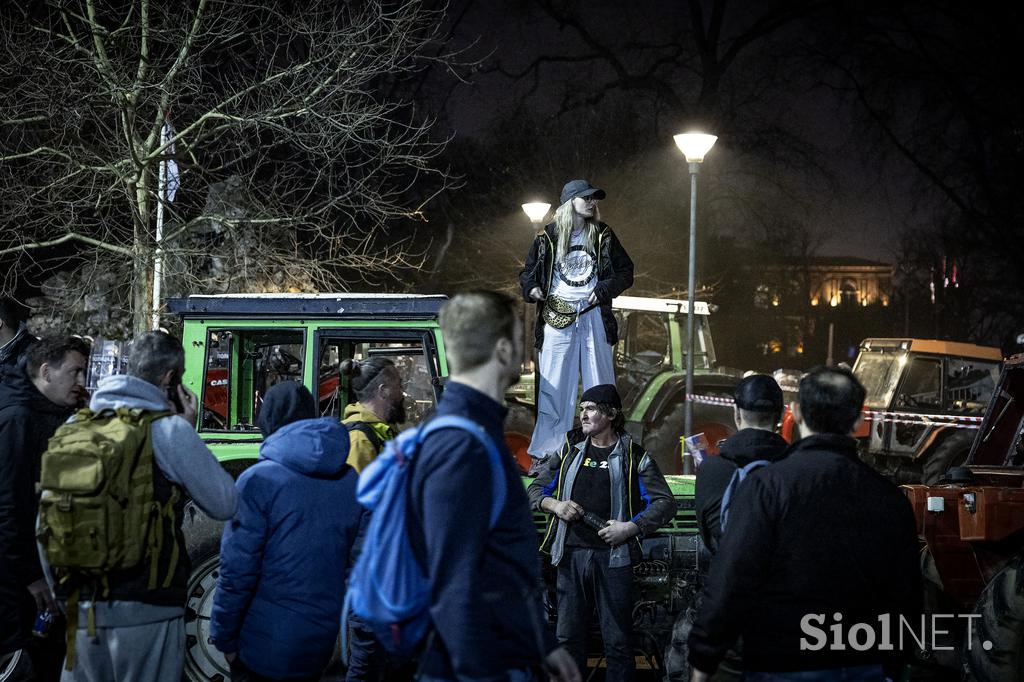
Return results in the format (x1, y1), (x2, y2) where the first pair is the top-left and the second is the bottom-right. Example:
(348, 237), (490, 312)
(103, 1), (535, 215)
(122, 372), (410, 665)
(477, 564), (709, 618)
(580, 383), (621, 409)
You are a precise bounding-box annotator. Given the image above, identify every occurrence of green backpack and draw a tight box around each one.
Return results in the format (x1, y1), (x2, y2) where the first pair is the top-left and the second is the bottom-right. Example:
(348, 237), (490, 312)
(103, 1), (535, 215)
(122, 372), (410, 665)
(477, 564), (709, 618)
(37, 407), (178, 668)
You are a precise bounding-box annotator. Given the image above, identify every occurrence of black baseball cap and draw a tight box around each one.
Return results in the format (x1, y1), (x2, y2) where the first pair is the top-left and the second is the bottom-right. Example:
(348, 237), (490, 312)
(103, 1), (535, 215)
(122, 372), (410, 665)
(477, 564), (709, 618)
(734, 374), (784, 413)
(560, 179), (606, 205)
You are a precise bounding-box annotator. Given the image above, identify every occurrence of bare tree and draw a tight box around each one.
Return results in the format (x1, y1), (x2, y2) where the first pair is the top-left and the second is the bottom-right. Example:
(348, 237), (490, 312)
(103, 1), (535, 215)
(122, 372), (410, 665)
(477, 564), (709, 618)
(0, 0), (455, 335)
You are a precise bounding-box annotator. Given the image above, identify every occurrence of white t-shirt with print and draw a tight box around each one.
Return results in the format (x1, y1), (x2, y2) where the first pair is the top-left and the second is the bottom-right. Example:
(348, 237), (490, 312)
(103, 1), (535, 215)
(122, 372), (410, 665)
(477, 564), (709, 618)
(549, 231), (597, 302)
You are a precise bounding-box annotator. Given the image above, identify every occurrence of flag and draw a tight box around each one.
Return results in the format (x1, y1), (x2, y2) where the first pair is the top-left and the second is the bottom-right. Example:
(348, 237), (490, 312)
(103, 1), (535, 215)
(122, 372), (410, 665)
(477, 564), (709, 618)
(161, 120), (180, 203)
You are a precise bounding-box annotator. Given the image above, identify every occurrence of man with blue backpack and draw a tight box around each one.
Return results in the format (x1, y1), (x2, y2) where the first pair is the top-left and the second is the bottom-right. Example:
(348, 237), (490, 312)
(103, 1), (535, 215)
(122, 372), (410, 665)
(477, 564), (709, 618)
(347, 290), (579, 682)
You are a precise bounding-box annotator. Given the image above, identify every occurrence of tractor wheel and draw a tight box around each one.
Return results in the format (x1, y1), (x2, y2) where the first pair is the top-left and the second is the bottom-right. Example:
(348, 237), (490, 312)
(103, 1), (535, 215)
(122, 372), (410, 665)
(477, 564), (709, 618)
(644, 401), (735, 475)
(921, 431), (974, 485)
(182, 503), (229, 682)
(662, 606), (694, 681)
(967, 557), (1024, 682)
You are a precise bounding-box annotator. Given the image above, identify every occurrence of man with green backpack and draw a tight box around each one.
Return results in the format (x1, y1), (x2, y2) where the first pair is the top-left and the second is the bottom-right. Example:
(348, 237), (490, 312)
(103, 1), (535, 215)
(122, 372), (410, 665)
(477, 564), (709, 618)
(37, 330), (237, 682)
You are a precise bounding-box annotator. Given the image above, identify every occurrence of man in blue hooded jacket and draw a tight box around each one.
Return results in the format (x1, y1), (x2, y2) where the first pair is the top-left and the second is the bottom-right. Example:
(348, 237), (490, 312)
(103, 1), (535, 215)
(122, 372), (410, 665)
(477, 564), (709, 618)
(211, 381), (362, 682)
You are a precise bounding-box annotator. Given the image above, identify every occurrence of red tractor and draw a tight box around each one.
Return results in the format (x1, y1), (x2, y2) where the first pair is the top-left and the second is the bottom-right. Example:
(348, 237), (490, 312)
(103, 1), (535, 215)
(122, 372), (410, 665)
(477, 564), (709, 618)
(902, 353), (1024, 680)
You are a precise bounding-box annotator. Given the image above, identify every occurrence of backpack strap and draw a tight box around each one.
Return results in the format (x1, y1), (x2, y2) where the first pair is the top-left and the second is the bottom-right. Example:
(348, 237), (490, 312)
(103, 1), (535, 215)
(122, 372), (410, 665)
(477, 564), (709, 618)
(346, 420), (384, 453)
(720, 459), (771, 532)
(416, 415), (507, 528)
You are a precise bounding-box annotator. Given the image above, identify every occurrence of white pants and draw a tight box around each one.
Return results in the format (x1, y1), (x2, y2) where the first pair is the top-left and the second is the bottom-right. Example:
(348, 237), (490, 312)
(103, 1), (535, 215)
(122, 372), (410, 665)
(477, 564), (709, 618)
(529, 306), (614, 457)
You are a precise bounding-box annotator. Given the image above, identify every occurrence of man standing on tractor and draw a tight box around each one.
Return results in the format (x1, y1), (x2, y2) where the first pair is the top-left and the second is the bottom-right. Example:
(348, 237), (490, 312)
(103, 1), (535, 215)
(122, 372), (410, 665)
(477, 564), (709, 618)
(688, 367), (922, 681)
(519, 180), (634, 472)
(529, 383), (675, 681)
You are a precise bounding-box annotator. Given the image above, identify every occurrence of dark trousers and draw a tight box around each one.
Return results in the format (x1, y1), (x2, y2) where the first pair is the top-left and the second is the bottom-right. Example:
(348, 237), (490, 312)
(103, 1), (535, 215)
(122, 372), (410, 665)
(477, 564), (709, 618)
(345, 614), (386, 682)
(556, 547), (634, 682)
(229, 658), (321, 682)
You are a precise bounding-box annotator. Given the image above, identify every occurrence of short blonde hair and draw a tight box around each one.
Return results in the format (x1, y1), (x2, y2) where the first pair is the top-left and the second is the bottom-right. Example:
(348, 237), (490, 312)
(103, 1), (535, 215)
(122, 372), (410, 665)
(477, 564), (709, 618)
(439, 291), (517, 373)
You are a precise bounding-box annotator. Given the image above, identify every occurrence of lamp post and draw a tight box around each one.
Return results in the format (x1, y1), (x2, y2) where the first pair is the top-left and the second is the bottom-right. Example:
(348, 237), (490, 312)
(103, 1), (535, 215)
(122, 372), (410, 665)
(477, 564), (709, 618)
(673, 132), (717, 442)
(522, 202), (551, 234)
(521, 202), (551, 374)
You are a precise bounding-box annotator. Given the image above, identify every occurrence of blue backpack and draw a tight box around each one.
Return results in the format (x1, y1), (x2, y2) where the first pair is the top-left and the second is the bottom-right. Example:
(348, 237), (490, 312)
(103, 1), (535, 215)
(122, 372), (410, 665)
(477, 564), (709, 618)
(719, 459), (771, 531)
(342, 415), (507, 658)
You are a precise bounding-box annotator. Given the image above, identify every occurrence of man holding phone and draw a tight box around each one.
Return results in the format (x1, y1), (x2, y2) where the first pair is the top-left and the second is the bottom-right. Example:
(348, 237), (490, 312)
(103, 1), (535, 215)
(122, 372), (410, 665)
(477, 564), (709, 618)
(55, 331), (237, 682)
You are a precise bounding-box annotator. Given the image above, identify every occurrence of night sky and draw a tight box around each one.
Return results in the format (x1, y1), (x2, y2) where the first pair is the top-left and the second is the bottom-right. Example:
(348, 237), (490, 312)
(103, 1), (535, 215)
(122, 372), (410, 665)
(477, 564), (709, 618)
(429, 0), (956, 264)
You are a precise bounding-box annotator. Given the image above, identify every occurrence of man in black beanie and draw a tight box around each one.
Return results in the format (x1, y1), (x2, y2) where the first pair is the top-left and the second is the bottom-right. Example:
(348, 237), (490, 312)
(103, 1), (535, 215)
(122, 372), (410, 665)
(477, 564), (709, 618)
(528, 384), (675, 681)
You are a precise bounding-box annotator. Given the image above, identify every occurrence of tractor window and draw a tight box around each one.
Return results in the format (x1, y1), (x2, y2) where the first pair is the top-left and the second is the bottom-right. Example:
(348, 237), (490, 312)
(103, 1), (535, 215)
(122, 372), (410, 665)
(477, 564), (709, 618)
(896, 357), (942, 410)
(945, 358), (999, 414)
(200, 329), (305, 432)
(318, 336), (438, 429)
(615, 311), (671, 403)
(853, 352), (903, 409)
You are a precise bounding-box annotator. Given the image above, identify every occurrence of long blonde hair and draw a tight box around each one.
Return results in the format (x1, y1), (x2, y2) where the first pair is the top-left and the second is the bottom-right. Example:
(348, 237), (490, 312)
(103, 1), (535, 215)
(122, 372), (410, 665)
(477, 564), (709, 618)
(554, 199), (601, 262)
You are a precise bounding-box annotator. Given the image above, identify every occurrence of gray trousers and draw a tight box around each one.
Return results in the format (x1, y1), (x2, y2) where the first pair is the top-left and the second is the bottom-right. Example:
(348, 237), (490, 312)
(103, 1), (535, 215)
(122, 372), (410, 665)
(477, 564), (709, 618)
(60, 616), (184, 682)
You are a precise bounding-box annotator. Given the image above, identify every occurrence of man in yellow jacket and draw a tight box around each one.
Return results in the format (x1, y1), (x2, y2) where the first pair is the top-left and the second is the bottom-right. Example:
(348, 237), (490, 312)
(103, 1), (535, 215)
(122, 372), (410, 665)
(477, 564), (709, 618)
(340, 356), (407, 681)
(339, 357), (405, 473)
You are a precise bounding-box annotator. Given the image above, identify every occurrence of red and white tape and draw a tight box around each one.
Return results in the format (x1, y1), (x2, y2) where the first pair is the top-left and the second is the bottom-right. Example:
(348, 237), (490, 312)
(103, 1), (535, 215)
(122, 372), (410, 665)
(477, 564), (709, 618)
(685, 393), (983, 430)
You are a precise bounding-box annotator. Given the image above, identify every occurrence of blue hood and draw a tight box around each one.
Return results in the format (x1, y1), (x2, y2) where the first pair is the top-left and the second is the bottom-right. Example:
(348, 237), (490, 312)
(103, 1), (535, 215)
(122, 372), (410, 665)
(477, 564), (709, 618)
(259, 417), (350, 477)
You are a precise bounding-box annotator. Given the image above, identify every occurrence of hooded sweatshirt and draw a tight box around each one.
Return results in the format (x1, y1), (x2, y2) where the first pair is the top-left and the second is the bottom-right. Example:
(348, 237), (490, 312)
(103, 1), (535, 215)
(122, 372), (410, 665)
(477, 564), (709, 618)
(210, 414), (361, 679)
(341, 402), (398, 472)
(694, 428), (789, 554)
(53, 374), (237, 627)
(0, 362), (71, 654)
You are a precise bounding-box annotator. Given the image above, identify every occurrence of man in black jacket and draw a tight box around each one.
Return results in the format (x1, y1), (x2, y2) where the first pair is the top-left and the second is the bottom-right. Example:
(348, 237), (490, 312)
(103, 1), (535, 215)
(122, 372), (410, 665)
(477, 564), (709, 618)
(0, 337), (89, 680)
(529, 384), (676, 682)
(519, 180), (634, 468)
(694, 374), (789, 555)
(688, 367), (922, 681)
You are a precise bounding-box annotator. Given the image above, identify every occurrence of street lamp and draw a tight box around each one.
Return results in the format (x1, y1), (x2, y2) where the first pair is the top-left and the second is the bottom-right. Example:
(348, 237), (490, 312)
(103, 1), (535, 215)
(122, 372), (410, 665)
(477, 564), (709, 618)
(522, 202), (551, 233)
(520, 201), (551, 376)
(673, 132), (717, 443)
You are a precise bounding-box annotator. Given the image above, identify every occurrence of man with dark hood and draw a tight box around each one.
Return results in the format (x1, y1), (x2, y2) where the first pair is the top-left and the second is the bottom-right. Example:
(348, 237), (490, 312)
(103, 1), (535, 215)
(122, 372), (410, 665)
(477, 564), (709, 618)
(519, 180), (634, 470)
(211, 381), (362, 682)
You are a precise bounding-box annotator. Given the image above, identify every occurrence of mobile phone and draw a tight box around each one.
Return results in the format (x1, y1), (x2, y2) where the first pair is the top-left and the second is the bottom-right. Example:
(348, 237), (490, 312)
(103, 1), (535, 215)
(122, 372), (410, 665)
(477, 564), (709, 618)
(167, 371), (184, 413)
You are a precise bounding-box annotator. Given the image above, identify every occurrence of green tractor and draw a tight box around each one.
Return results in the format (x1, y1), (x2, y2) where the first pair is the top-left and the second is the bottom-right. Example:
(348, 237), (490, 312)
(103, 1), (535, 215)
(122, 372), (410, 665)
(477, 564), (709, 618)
(168, 293), (710, 680)
(506, 295), (741, 475)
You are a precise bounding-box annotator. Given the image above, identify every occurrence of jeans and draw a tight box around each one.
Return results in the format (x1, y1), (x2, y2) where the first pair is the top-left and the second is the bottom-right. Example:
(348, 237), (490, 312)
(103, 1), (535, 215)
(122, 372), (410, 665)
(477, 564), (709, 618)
(743, 665), (887, 682)
(556, 547), (634, 682)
